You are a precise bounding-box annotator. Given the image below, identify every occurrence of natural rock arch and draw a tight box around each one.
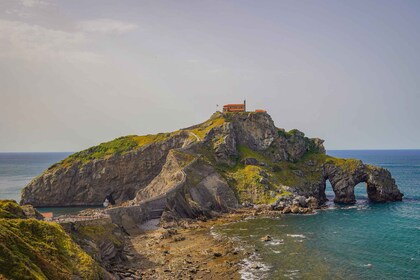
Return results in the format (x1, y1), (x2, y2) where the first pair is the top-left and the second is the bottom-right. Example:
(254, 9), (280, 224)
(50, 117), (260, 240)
(320, 160), (403, 204)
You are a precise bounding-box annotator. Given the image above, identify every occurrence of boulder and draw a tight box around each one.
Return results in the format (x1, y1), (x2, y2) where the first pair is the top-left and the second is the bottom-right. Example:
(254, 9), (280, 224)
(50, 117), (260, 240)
(260, 235), (272, 242)
(290, 205), (300, 214)
(306, 197), (319, 209)
(296, 196), (307, 208)
(282, 206), (291, 214)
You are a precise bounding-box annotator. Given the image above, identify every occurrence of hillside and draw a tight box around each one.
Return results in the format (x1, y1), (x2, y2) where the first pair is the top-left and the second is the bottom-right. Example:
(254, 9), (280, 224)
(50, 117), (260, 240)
(0, 200), (105, 280)
(20, 112), (403, 221)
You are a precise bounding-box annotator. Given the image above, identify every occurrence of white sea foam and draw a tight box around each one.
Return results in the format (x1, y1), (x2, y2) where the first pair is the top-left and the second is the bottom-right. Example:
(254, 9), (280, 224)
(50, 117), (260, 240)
(239, 252), (271, 280)
(209, 228), (223, 240)
(287, 234), (306, 238)
(265, 239), (284, 246)
(284, 269), (300, 279)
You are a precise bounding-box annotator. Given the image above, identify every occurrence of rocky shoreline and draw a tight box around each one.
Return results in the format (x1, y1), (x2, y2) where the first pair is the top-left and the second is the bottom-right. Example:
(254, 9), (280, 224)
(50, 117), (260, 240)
(103, 206), (317, 280)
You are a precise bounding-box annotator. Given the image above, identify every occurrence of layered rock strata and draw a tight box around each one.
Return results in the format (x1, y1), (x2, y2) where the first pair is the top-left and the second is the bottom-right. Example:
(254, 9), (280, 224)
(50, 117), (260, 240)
(21, 112), (403, 228)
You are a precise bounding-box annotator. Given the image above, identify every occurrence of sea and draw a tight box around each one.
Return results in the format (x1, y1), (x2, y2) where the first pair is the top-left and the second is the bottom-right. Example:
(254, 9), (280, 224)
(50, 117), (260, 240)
(0, 150), (419, 279)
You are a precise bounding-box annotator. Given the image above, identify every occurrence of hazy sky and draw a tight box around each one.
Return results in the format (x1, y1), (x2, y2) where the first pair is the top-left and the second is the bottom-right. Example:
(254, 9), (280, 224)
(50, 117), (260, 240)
(1, 0), (419, 152)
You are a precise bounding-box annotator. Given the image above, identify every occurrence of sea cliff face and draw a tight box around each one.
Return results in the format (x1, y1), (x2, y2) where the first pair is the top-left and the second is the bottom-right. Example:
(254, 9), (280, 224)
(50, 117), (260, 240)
(20, 112), (403, 223)
(21, 132), (192, 206)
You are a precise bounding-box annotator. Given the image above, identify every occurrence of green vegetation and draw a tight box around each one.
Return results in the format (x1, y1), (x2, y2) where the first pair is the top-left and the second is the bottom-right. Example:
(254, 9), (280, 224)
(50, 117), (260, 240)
(0, 200), (103, 280)
(324, 156), (362, 172)
(277, 128), (301, 138)
(212, 145), (362, 204)
(49, 132), (179, 170)
(76, 223), (121, 246)
(214, 145), (304, 204)
(171, 150), (197, 168)
(0, 200), (26, 219)
(71, 222), (123, 249)
(188, 115), (225, 140)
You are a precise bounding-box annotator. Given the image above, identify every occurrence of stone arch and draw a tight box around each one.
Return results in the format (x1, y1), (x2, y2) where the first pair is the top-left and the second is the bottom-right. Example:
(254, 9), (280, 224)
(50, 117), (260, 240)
(321, 161), (403, 204)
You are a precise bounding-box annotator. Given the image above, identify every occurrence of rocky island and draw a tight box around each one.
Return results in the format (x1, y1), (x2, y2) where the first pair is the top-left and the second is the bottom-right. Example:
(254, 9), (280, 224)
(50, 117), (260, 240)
(21, 111), (402, 210)
(4, 111), (403, 279)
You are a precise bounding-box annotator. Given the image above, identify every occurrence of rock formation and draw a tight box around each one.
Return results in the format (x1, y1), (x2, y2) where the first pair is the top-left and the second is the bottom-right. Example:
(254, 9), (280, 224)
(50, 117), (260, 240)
(322, 160), (403, 204)
(21, 132), (192, 206)
(20, 111), (403, 227)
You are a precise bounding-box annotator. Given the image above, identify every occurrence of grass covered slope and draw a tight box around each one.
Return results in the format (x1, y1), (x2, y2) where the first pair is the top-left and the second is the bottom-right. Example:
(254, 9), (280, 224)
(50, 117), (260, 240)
(49, 132), (180, 170)
(211, 145), (364, 204)
(0, 200), (104, 280)
(45, 113), (227, 172)
(0, 200), (26, 219)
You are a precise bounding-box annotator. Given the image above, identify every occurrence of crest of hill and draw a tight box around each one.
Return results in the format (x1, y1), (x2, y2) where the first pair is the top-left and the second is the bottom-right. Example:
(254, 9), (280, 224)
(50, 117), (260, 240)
(48, 111), (319, 171)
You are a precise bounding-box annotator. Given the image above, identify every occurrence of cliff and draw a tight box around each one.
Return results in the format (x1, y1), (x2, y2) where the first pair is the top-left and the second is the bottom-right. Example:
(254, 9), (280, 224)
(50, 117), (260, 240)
(20, 112), (403, 225)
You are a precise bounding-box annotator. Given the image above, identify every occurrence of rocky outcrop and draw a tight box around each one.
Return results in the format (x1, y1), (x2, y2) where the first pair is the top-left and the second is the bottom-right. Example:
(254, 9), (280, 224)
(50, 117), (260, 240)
(322, 161), (403, 204)
(21, 132), (191, 206)
(21, 111), (403, 224)
(206, 112), (325, 165)
(61, 217), (126, 270)
(106, 148), (238, 232)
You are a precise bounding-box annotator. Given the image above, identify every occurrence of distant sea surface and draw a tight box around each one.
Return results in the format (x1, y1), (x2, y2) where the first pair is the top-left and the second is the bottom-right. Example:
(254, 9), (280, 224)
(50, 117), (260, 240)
(0, 151), (419, 279)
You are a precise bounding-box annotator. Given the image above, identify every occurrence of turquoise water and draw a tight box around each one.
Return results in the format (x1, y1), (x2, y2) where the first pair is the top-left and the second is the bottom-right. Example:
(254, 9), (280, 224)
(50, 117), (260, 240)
(216, 150), (420, 279)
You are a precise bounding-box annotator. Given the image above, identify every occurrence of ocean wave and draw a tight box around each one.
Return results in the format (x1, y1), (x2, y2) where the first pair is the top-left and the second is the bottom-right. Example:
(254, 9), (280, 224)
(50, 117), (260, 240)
(209, 227), (224, 240)
(283, 269), (300, 279)
(264, 239), (284, 246)
(240, 252), (271, 280)
(286, 234), (306, 238)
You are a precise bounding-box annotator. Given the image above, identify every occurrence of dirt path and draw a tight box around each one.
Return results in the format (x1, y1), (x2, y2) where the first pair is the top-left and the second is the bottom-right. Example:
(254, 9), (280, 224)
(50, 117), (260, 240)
(188, 132), (201, 142)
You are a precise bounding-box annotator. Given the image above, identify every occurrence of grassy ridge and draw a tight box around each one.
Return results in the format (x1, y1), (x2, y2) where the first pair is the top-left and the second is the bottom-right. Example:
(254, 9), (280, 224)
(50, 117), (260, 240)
(0, 201), (103, 280)
(49, 132), (177, 170)
(47, 114), (227, 171)
(0, 200), (26, 219)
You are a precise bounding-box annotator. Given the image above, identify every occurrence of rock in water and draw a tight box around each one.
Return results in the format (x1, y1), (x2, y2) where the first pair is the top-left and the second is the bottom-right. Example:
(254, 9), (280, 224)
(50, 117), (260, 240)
(261, 235), (272, 242)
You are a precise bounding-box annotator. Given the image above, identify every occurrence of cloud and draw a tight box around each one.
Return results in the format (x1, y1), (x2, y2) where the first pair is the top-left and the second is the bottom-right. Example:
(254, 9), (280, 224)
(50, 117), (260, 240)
(3, 0), (50, 18)
(77, 19), (138, 34)
(20, 0), (49, 8)
(0, 19), (101, 63)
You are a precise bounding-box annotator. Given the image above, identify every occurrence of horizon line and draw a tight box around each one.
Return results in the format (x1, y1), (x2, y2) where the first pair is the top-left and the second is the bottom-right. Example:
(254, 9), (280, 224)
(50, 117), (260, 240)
(1, 148), (420, 153)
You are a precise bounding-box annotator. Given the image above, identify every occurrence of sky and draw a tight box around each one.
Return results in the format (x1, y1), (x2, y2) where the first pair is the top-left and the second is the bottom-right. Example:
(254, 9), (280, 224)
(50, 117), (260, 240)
(0, 0), (419, 152)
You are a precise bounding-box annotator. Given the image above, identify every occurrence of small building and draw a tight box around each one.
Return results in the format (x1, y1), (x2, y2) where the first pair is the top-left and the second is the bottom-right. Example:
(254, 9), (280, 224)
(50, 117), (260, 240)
(41, 212), (53, 221)
(223, 100), (246, 112)
(255, 109), (267, 113)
